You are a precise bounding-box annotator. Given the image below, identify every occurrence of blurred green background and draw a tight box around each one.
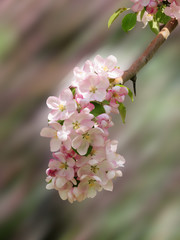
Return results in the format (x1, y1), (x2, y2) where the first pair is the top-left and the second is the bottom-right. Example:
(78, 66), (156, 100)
(0, 1), (180, 240)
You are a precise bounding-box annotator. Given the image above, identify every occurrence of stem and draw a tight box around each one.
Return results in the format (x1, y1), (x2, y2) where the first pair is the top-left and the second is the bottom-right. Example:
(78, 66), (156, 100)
(116, 18), (178, 84)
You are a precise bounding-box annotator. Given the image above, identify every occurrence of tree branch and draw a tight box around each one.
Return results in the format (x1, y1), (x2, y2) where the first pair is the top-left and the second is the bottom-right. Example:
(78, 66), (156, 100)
(116, 18), (178, 85)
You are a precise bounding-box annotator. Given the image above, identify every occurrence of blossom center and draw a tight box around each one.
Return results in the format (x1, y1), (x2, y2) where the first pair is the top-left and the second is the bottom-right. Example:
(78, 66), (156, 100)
(58, 104), (66, 111)
(89, 86), (97, 93)
(60, 162), (68, 170)
(82, 133), (91, 142)
(113, 92), (119, 98)
(103, 66), (109, 72)
(91, 165), (99, 174)
(88, 179), (96, 187)
(72, 121), (80, 130)
(90, 149), (96, 156)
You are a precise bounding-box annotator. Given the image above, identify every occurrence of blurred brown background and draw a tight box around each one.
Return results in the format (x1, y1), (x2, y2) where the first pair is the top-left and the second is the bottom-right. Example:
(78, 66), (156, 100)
(0, 0), (180, 240)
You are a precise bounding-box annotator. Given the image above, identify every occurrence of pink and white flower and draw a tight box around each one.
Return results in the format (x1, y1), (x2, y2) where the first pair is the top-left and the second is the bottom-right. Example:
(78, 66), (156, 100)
(75, 93), (95, 112)
(106, 85), (128, 104)
(94, 55), (124, 79)
(72, 60), (94, 85)
(42, 54), (127, 203)
(96, 113), (114, 136)
(49, 152), (75, 180)
(77, 176), (103, 199)
(72, 127), (105, 155)
(40, 122), (71, 152)
(78, 160), (111, 185)
(77, 73), (109, 102)
(137, 11), (153, 28)
(47, 88), (76, 121)
(164, 1), (180, 23)
(64, 108), (94, 134)
(106, 140), (125, 168)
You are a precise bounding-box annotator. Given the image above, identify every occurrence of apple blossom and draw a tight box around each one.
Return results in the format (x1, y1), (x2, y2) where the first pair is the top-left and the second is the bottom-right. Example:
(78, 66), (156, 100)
(41, 54), (131, 203)
(40, 122), (71, 152)
(47, 88), (76, 121)
(77, 73), (109, 102)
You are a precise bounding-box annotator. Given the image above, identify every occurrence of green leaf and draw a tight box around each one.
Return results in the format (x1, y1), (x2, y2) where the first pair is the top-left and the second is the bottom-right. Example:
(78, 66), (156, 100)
(72, 147), (80, 155)
(149, 19), (159, 34)
(118, 103), (126, 124)
(108, 8), (129, 28)
(57, 120), (64, 125)
(84, 145), (93, 156)
(122, 13), (137, 32)
(90, 102), (105, 117)
(72, 145), (92, 156)
(140, 8), (145, 20)
(127, 88), (134, 102)
(117, 85), (134, 102)
(156, 9), (171, 24)
(102, 100), (110, 105)
(70, 87), (76, 97)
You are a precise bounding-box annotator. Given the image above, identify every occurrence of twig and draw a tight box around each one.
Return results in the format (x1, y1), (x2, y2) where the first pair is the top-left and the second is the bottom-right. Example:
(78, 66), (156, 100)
(115, 18), (178, 85)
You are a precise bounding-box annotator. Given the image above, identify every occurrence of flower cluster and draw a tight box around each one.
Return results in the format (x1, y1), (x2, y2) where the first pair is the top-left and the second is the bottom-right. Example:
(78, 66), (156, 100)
(132, 0), (180, 27)
(41, 55), (131, 203)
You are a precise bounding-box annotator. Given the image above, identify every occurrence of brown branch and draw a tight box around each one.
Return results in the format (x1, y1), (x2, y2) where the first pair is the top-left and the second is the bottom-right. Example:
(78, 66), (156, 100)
(115, 18), (178, 85)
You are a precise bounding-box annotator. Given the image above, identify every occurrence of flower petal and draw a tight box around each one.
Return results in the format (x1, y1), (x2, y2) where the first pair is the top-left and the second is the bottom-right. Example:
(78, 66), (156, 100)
(50, 138), (61, 152)
(40, 127), (56, 138)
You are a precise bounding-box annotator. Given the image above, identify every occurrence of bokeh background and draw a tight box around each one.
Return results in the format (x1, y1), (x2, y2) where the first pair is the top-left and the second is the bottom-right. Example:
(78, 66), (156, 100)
(0, 0), (180, 240)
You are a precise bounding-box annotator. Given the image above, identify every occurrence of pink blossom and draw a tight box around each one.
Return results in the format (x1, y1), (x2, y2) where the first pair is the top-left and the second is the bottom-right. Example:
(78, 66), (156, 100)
(94, 55), (124, 78)
(137, 11), (153, 28)
(42, 54), (128, 203)
(106, 140), (125, 168)
(78, 160), (111, 185)
(75, 93), (95, 112)
(49, 152), (75, 180)
(131, 0), (150, 12)
(78, 73), (109, 102)
(106, 86), (128, 104)
(96, 113), (113, 136)
(72, 127), (105, 155)
(40, 122), (71, 151)
(77, 176), (103, 199)
(47, 88), (76, 121)
(76, 146), (106, 167)
(64, 108), (94, 134)
(72, 60), (94, 87)
(164, 1), (180, 23)
(46, 176), (68, 190)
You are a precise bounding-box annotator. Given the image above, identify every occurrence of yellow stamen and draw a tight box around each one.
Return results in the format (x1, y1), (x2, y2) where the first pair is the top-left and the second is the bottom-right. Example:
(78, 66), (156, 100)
(88, 179), (96, 187)
(91, 165), (99, 174)
(58, 104), (66, 111)
(73, 121), (80, 130)
(90, 86), (97, 93)
(60, 162), (68, 170)
(90, 149), (96, 156)
(83, 133), (91, 142)
(103, 66), (109, 72)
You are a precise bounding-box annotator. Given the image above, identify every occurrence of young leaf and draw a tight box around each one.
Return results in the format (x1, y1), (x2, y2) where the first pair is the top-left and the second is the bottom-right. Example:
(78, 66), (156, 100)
(84, 145), (93, 157)
(156, 9), (171, 24)
(149, 19), (159, 34)
(90, 102), (105, 117)
(127, 88), (134, 102)
(57, 120), (64, 125)
(102, 100), (110, 105)
(140, 8), (145, 20)
(70, 87), (76, 97)
(118, 103), (126, 124)
(72, 145), (92, 156)
(122, 13), (137, 32)
(108, 8), (129, 28)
